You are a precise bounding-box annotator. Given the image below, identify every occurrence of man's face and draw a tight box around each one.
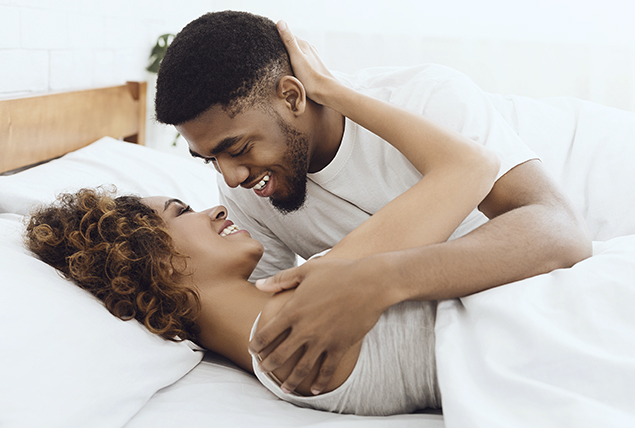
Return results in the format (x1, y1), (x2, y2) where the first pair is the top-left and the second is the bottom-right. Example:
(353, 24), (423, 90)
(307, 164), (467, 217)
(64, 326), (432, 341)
(177, 104), (311, 214)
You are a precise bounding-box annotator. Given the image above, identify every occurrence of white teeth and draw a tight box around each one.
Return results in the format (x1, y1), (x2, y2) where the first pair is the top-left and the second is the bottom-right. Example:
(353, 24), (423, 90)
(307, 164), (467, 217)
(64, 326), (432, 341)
(220, 224), (241, 237)
(253, 173), (270, 191)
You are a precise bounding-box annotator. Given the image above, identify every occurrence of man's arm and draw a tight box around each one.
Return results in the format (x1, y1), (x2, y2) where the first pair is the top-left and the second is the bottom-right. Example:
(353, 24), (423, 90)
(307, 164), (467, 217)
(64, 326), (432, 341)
(250, 21), (592, 395)
(378, 159), (592, 299)
(252, 159), (592, 395)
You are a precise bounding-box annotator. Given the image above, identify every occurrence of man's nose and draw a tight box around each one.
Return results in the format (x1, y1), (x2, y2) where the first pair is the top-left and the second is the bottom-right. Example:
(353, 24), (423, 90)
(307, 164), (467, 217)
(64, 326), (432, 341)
(216, 157), (249, 188)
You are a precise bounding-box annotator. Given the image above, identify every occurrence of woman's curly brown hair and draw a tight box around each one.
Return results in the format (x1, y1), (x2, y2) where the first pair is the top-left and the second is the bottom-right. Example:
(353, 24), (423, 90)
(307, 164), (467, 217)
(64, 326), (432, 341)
(25, 188), (200, 342)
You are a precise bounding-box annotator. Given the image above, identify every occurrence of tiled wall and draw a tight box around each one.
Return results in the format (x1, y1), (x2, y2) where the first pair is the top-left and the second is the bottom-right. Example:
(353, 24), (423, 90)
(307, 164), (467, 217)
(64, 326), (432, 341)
(319, 33), (635, 112)
(0, 1), (213, 95)
(2, 0), (634, 149)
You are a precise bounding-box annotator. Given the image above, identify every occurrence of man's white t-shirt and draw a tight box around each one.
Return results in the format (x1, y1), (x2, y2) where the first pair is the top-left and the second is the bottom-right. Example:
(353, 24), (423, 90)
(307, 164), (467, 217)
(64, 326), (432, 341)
(219, 64), (538, 280)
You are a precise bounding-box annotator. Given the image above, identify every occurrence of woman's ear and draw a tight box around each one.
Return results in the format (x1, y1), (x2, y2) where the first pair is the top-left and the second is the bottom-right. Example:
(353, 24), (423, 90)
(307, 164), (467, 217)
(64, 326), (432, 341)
(276, 76), (307, 116)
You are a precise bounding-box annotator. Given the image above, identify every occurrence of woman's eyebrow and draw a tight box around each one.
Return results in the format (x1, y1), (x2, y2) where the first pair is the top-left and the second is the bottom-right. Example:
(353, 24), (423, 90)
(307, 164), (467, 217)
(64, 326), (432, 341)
(163, 198), (185, 212)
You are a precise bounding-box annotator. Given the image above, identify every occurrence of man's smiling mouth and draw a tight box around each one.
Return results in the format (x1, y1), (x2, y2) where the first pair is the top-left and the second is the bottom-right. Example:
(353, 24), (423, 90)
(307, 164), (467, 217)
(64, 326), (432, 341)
(253, 172), (271, 191)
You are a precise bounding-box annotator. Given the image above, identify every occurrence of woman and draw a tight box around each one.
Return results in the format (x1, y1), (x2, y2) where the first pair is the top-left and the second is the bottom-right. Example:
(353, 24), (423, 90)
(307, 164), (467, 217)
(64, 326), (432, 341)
(26, 189), (439, 415)
(25, 24), (501, 415)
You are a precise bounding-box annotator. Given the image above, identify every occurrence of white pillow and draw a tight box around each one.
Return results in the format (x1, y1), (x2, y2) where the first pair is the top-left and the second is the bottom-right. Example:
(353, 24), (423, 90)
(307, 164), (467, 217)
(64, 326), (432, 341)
(0, 137), (221, 214)
(0, 214), (202, 428)
(0, 139), (222, 428)
(510, 96), (635, 241)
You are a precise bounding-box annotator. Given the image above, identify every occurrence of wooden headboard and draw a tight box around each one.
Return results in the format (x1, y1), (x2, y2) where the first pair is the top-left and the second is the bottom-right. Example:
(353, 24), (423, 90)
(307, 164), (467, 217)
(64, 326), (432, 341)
(0, 81), (146, 173)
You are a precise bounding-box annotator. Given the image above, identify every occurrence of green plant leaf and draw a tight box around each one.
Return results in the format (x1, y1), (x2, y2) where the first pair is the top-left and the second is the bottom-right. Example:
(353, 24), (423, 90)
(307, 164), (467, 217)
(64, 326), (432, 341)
(147, 33), (175, 73)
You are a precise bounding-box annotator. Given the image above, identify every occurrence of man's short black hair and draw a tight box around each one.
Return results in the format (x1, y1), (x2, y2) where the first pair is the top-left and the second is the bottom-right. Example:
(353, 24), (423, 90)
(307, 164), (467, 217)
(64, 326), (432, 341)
(155, 10), (291, 125)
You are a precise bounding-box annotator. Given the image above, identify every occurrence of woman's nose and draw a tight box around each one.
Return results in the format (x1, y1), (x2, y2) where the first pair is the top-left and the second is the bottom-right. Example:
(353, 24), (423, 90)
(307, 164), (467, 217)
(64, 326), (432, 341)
(206, 205), (227, 220)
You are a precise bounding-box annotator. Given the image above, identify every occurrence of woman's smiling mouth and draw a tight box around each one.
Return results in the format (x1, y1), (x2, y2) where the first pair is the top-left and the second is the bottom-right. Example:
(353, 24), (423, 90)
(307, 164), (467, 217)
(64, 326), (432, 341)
(220, 224), (241, 236)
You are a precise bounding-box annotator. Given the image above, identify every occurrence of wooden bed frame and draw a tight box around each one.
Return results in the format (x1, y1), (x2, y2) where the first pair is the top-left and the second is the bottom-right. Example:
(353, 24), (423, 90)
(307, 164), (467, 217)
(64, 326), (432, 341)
(0, 81), (147, 174)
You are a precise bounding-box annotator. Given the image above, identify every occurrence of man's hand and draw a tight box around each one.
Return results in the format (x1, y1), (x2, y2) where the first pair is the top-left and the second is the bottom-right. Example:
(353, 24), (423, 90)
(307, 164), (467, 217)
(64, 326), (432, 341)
(249, 257), (397, 395)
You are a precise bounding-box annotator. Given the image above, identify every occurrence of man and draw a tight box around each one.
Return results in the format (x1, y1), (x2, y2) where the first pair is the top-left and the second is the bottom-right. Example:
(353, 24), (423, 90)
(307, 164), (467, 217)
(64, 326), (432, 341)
(155, 11), (591, 396)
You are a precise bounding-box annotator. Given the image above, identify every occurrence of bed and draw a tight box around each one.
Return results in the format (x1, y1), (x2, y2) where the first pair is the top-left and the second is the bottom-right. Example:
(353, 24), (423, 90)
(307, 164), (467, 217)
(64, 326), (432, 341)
(1, 83), (634, 428)
(0, 82), (443, 428)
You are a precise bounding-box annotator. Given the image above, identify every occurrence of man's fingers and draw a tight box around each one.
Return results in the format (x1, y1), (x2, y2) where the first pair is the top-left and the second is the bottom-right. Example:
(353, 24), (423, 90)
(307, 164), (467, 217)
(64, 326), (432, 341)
(254, 276), (298, 293)
(279, 350), (323, 394)
(249, 315), (290, 355)
(257, 332), (302, 373)
(310, 353), (340, 396)
(255, 266), (304, 293)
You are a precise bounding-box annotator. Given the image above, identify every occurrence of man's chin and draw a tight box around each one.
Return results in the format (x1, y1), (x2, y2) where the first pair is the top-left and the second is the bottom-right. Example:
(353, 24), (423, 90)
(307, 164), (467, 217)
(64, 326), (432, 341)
(269, 194), (307, 215)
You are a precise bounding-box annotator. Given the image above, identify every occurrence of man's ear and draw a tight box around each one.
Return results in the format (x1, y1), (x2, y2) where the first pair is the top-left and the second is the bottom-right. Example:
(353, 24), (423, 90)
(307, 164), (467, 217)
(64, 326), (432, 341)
(276, 76), (307, 116)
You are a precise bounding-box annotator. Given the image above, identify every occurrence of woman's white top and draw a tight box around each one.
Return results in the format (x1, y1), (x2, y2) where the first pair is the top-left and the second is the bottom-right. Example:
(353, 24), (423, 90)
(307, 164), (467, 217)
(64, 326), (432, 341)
(250, 300), (441, 416)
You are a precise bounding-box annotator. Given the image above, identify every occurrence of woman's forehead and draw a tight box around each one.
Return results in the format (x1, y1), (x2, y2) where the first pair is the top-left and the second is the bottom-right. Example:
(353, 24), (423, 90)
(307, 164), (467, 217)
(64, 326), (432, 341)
(141, 196), (173, 212)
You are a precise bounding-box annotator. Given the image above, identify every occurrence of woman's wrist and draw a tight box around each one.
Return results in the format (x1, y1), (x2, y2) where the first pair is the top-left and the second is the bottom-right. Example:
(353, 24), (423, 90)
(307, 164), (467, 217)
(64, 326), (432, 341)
(308, 75), (346, 108)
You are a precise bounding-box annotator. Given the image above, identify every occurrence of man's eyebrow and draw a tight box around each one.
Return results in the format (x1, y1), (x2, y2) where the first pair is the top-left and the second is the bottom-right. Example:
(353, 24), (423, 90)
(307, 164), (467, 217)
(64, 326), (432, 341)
(211, 136), (242, 156)
(188, 136), (242, 159)
(163, 198), (185, 212)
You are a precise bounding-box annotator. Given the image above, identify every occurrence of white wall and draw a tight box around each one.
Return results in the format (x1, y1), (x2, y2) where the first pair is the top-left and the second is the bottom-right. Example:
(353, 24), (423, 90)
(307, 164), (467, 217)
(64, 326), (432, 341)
(2, 0), (635, 150)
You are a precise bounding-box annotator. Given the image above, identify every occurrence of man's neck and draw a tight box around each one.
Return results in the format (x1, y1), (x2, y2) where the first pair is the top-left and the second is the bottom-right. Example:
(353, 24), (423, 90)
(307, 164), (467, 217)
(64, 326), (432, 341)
(307, 101), (345, 173)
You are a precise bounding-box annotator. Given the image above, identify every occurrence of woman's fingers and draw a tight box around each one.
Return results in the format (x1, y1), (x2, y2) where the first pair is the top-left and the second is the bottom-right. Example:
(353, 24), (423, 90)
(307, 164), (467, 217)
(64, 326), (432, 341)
(276, 19), (336, 106)
(277, 20), (302, 54)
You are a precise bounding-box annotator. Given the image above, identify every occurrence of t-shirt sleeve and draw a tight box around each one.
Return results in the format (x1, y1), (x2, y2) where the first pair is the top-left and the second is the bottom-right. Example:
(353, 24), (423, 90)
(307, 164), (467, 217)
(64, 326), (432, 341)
(414, 69), (539, 180)
(219, 186), (297, 281)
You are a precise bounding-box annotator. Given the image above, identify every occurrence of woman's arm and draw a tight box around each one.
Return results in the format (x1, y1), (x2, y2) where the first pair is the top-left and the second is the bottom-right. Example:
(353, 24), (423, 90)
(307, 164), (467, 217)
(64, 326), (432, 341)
(325, 85), (500, 258)
(252, 21), (498, 395)
(250, 22), (590, 397)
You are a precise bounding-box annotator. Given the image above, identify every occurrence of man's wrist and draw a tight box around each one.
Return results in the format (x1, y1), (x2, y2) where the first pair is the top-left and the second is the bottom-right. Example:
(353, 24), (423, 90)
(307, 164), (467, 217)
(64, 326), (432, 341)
(352, 252), (413, 311)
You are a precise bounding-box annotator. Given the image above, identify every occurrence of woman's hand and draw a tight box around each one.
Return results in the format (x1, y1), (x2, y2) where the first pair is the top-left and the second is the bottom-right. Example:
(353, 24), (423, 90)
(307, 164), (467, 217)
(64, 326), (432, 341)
(277, 20), (337, 105)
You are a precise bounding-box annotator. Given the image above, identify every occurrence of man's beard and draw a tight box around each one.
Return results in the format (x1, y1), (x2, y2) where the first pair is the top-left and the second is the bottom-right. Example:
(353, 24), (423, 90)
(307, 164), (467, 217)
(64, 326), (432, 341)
(269, 118), (310, 215)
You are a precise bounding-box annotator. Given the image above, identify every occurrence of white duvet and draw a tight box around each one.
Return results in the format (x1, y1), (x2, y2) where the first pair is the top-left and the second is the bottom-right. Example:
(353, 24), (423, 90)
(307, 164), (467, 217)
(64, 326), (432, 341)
(435, 95), (635, 428)
(436, 235), (635, 428)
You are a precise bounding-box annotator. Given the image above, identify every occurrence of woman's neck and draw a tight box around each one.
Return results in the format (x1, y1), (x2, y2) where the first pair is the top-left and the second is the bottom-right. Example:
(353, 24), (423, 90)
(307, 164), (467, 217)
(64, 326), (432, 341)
(194, 277), (270, 372)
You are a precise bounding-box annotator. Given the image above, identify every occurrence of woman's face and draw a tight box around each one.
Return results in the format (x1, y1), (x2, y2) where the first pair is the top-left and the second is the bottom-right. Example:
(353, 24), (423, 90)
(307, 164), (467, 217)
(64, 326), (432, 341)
(142, 197), (264, 281)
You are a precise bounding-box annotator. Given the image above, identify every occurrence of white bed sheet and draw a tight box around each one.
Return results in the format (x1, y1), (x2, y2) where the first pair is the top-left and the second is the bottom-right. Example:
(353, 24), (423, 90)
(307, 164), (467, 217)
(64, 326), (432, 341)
(125, 352), (445, 428)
